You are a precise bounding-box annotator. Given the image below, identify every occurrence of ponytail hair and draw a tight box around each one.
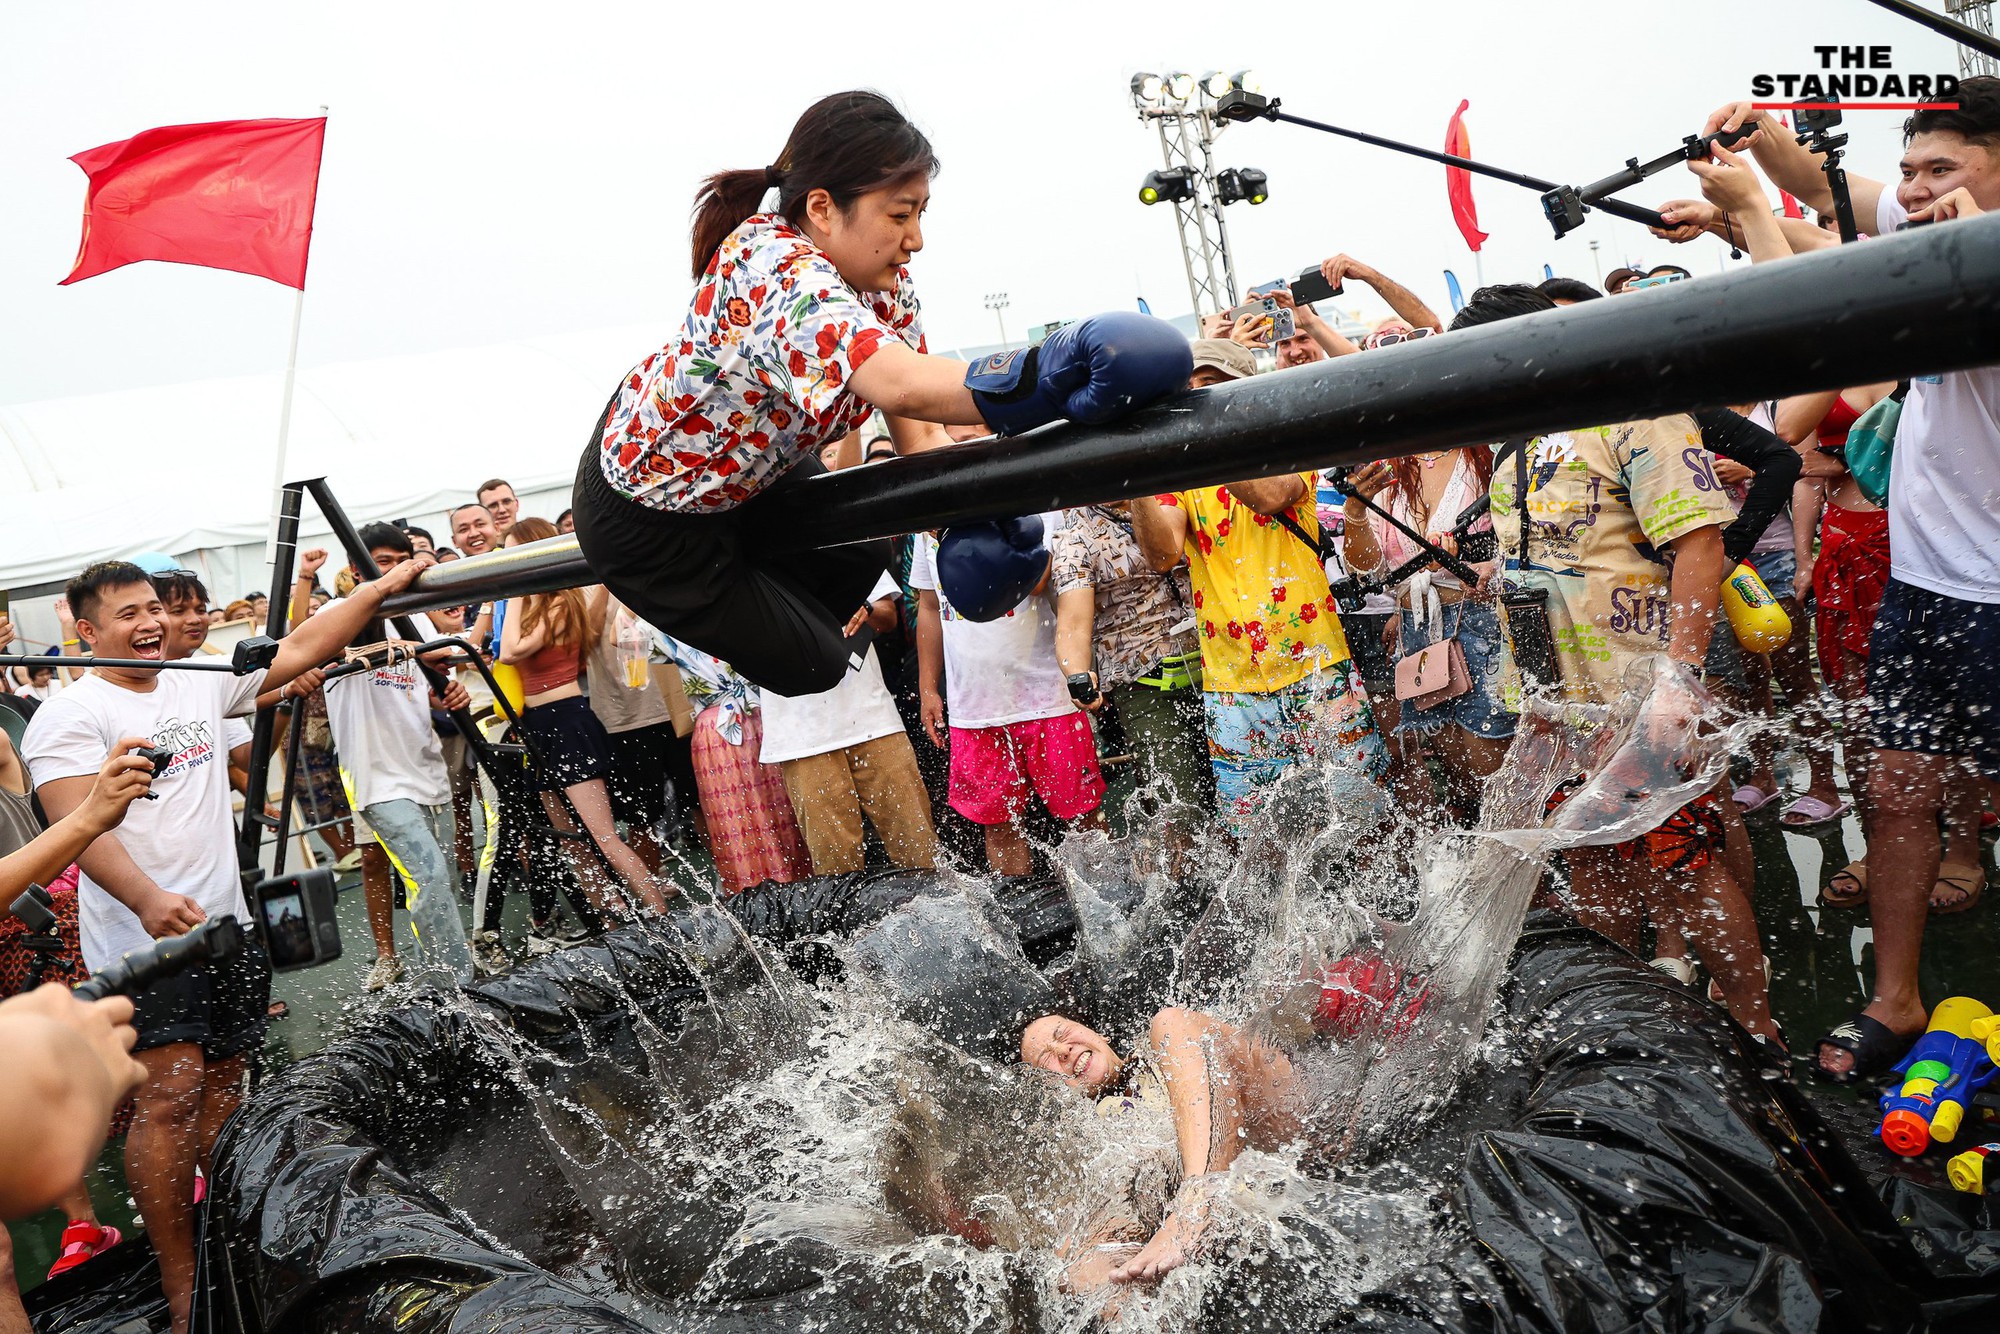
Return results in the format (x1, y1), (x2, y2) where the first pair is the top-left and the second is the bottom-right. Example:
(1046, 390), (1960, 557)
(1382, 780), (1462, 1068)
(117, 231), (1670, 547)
(690, 90), (939, 279)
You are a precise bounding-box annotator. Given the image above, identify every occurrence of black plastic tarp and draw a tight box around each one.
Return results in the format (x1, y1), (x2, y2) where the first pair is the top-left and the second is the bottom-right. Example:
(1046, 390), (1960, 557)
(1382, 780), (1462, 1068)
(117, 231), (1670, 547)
(33, 875), (2000, 1332)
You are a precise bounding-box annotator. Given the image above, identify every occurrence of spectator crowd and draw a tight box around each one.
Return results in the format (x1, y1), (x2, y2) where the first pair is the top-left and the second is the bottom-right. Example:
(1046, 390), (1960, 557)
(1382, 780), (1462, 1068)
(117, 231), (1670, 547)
(0, 78), (1995, 1334)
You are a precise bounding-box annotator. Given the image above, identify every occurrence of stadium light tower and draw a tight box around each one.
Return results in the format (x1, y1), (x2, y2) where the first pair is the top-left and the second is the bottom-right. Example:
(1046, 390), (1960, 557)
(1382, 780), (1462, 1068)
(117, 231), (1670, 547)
(1129, 68), (1266, 316)
(1945, 0), (1997, 77)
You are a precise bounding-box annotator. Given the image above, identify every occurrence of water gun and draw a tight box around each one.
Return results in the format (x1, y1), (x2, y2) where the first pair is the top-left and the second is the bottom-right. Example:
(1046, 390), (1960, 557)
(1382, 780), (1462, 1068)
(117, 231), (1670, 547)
(1720, 562), (1792, 653)
(1971, 1010), (2000, 1065)
(1877, 997), (1998, 1157)
(1947, 1143), (2000, 1194)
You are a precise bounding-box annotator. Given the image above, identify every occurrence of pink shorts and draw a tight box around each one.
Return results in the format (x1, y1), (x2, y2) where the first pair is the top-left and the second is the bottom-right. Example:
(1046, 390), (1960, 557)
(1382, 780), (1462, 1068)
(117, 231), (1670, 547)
(947, 713), (1105, 825)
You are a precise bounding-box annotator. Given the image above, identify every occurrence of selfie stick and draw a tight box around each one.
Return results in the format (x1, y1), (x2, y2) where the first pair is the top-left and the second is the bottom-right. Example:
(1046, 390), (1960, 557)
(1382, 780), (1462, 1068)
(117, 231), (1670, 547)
(1213, 91), (1670, 237)
(72, 916), (245, 1002)
(0, 636), (281, 677)
(1797, 105), (1860, 245)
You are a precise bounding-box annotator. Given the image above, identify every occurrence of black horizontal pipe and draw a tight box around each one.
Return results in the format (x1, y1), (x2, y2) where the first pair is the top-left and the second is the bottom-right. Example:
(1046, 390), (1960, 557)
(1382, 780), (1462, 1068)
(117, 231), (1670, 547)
(377, 212), (2000, 615)
(377, 532), (592, 619)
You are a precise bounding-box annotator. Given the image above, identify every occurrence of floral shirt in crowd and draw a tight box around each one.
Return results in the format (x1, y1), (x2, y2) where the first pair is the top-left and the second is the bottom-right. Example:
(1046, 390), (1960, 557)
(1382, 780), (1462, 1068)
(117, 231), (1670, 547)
(598, 214), (926, 513)
(1051, 506), (1197, 690)
(1162, 477), (1352, 695)
(1489, 416), (1736, 706)
(655, 636), (758, 745)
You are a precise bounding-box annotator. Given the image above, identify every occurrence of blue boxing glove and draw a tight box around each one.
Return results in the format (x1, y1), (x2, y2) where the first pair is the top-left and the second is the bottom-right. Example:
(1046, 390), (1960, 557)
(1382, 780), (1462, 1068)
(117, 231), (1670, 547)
(965, 312), (1193, 436)
(936, 515), (1050, 623)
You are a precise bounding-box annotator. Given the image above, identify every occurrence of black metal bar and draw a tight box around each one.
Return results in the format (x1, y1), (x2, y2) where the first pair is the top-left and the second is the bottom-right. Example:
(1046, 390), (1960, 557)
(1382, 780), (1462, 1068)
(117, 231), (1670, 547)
(236, 482), (304, 882)
(302, 479), (508, 777)
(376, 534), (592, 620)
(369, 213), (2000, 610)
(1863, 0), (2000, 60)
(271, 699), (306, 877)
(1270, 109), (1668, 231)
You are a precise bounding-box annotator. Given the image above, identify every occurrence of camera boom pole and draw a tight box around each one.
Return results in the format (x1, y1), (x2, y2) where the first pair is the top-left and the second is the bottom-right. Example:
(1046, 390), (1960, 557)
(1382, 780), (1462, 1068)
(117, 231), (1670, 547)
(1245, 103), (1671, 232)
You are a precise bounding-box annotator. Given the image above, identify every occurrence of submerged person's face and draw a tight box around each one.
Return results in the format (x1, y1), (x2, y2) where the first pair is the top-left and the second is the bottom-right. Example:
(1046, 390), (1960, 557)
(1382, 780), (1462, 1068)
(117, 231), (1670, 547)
(1020, 1015), (1123, 1098)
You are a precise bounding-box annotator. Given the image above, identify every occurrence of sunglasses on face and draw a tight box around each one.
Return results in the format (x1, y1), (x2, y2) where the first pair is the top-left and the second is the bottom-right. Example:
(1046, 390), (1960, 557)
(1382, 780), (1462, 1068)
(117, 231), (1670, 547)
(1371, 327), (1436, 347)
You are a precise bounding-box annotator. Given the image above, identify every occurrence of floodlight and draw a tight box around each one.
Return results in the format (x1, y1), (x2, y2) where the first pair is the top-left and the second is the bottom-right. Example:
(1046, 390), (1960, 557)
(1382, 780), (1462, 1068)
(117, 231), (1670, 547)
(1232, 69), (1262, 95)
(1213, 167), (1270, 205)
(1138, 166), (1196, 205)
(1202, 70), (1233, 99)
(1130, 72), (1164, 106)
(1164, 71), (1197, 103)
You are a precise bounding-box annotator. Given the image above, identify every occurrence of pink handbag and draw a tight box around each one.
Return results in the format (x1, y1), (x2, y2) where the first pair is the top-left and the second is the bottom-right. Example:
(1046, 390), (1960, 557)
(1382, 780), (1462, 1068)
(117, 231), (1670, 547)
(1393, 638), (1472, 711)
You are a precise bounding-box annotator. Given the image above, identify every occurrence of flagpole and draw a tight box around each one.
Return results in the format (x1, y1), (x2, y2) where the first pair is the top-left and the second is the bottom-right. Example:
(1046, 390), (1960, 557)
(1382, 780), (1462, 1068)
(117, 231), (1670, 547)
(264, 103), (326, 571)
(264, 285), (308, 567)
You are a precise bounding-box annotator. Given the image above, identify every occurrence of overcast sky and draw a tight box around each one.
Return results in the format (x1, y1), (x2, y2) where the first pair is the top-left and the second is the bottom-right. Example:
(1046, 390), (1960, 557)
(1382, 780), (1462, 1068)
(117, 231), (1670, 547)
(0, 1), (1963, 407)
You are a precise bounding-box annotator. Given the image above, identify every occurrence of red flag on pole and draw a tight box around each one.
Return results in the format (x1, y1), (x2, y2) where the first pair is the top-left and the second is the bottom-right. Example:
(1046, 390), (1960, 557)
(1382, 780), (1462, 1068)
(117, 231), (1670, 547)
(1444, 100), (1488, 253)
(61, 117), (326, 289)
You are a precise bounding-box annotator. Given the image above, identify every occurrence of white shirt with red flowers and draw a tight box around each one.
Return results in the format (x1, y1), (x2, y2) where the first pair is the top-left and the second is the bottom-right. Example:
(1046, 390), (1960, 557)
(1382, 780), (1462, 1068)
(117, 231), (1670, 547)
(598, 214), (926, 513)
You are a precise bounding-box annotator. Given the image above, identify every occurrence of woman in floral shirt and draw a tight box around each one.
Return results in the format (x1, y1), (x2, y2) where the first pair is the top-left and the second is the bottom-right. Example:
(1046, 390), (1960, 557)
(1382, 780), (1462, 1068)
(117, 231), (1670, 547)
(571, 92), (981, 700)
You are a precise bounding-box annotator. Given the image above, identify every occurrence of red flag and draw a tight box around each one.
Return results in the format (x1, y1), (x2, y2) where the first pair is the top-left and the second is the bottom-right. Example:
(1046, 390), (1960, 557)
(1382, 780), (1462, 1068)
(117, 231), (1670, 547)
(1773, 113), (1804, 219)
(61, 117), (326, 289)
(1444, 100), (1487, 253)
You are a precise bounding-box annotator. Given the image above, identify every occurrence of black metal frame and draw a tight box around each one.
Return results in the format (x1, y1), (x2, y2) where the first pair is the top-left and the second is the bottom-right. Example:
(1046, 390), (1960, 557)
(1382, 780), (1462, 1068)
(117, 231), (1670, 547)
(1864, 0), (2000, 62)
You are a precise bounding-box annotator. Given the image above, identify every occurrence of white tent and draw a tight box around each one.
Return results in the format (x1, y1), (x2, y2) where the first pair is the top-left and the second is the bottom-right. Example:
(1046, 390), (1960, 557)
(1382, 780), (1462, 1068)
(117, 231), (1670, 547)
(0, 324), (671, 642)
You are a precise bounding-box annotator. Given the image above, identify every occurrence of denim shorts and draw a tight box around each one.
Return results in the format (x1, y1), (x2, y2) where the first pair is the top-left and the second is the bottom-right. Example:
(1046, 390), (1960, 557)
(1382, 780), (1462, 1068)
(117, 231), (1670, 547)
(1394, 599), (1517, 741)
(1867, 577), (2000, 779)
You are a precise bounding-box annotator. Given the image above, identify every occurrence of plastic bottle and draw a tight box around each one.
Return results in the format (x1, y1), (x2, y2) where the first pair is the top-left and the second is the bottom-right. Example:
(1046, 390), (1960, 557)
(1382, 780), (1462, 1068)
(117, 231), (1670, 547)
(1721, 562), (1792, 653)
(615, 610), (651, 691)
(1947, 1143), (2000, 1194)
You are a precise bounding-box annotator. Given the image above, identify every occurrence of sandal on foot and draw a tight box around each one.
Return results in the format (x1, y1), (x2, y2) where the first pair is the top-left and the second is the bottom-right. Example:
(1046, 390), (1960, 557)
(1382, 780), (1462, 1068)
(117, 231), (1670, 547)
(1732, 784), (1779, 814)
(1781, 795), (1851, 828)
(1819, 862), (1869, 909)
(1930, 862), (1986, 917)
(1649, 956), (1698, 986)
(1813, 1012), (1915, 1086)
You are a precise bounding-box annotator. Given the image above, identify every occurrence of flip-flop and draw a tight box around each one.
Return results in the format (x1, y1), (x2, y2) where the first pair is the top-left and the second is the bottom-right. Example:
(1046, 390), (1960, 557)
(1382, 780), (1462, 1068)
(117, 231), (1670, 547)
(1930, 862), (1986, 916)
(1819, 862), (1869, 909)
(1781, 795), (1852, 828)
(1649, 956), (1698, 986)
(1732, 784), (1779, 814)
(1813, 1012), (1916, 1085)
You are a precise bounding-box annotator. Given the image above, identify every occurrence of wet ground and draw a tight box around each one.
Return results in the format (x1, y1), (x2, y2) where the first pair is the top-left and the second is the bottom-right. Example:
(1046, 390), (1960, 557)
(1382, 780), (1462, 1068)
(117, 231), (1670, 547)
(8, 763), (1997, 1299)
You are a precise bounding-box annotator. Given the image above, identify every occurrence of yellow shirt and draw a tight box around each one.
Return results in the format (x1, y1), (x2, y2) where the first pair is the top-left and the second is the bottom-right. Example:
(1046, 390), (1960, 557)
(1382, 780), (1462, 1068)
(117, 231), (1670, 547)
(1167, 476), (1351, 694)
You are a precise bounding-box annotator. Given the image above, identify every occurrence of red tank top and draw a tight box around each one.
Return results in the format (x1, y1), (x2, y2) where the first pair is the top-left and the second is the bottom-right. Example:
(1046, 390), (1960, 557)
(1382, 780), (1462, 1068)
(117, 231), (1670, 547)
(520, 638), (582, 695)
(1815, 394), (1863, 453)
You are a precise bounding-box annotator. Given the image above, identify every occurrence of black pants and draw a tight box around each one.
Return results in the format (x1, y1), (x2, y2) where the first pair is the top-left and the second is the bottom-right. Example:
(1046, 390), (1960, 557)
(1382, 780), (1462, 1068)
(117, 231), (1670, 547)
(572, 407), (891, 697)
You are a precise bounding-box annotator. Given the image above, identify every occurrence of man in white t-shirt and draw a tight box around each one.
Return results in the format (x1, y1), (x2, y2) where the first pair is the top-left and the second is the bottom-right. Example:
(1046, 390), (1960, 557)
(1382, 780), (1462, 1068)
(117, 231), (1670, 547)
(22, 552), (432, 1334)
(324, 524), (475, 989)
(1698, 79), (2000, 1083)
(910, 515), (1105, 876)
(759, 573), (936, 875)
